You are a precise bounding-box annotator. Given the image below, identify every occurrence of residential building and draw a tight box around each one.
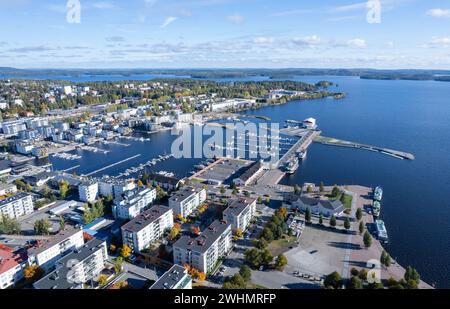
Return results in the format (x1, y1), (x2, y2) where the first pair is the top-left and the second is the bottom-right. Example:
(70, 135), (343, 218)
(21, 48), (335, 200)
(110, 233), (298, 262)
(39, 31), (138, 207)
(0, 183), (17, 196)
(1, 120), (26, 135)
(23, 171), (55, 187)
(173, 220), (232, 274)
(0, 248), (26, 289)
(33, 238), (108, 289)
(223, 197), (257, 233)
(113, 187), (157, 220)
(150, 264), (192, 290)
(147, 173), (182, 191)
(78, 181), (99, 203)
(27, 229), (85, 270)
(293, 196), (344, 217)
(0, 193), (34, 219)
(98, 178), (136, 199)
(169, 186), (207, 218)
(15, 141), (35, 155)
(0, 160), (12, 176)
(121, 205), (174, 252)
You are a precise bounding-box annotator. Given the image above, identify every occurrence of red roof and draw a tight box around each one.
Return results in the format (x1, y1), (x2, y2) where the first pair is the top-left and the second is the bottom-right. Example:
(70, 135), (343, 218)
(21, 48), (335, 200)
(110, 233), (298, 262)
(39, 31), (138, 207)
(0, 248), (25, 275)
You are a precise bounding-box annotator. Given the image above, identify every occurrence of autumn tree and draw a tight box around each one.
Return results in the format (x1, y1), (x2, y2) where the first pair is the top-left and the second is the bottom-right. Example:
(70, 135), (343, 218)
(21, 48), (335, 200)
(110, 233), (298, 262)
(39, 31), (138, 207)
(24, 265), (45, 283)
(120, 244), (132, 259)
(59, 180), (69, 199)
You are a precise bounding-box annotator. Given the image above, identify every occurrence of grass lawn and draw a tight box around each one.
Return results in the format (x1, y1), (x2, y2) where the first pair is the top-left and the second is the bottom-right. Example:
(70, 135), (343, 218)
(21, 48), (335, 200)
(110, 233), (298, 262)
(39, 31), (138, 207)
(341, 194), (353, 209)
(268, 235), (298, 255)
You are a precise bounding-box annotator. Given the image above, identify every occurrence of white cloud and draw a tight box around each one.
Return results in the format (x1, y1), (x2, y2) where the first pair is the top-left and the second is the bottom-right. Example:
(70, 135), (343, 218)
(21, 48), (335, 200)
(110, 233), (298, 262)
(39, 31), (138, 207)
(429, 37), (450, 47)
(227, 13), (244, 24)
(144, 0), (158, 7)
(91, 2), (118, 10)
(161, 16), (178, 28)
(346, 38), (367, 48)
(253, 37), (274, 44)
(272, 9), (312, 17)
(292, 35), (322, 47)
(427, 8), (450, 18)
(331, 2), (367, 13)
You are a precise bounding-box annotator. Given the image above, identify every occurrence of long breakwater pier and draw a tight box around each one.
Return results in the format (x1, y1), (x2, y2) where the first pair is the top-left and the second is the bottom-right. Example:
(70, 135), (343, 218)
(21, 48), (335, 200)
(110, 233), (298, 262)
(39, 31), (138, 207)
(314, 136), (415, 160)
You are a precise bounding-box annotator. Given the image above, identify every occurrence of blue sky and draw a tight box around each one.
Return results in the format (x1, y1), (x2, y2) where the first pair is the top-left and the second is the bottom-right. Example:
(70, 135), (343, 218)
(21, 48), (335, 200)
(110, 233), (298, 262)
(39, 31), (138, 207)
(0, 0), (449, 69)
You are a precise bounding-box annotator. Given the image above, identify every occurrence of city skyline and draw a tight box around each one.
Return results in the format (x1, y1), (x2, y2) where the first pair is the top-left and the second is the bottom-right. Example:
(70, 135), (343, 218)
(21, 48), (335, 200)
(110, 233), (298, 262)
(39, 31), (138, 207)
(1, 0), (449, 69)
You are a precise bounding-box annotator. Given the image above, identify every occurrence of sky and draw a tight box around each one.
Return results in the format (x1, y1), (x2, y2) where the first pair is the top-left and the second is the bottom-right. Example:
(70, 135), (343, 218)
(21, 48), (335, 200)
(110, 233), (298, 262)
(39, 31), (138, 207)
(0, 0), (449, 69)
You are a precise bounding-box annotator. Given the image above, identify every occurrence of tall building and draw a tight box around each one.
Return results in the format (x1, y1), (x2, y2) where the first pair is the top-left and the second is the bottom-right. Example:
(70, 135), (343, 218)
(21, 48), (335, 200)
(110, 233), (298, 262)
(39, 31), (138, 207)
(98, 178), (136, 198)
(27, 229), (85, 270)
(0, 248), (26, 289)
(113, 187), (156, 220)
(0, 193), (34, 219)
(121, 205), (174, 252)
(33, 238), (108, 289)
(78, 181), (99, 203)
(150, 265), (192, 290)
(223, 197), (257, 233)
(173, 220), (232, 274)
(168, 186), (206, 218)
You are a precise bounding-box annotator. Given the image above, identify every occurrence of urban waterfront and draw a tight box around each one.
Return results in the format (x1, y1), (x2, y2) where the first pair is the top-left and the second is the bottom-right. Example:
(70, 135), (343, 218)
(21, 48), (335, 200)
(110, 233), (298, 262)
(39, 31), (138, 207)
(44, 75), (450, 288)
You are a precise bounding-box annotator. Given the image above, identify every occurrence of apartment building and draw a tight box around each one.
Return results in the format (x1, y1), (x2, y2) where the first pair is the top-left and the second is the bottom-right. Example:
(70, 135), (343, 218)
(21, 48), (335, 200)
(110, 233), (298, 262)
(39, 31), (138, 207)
(98, 178), (136, 198)
(78, 181), (99, 203)
(173, 220), (232, 274)
(223, 197), (257, 233)
(0, 183), (17, 196)
(1, 120), (26, 135)
(27, 229), (85, 270)
(121, 205), (174, 252)
(33, 238), (108, 289)
(168, 186), (206, 218)
(150, 264), (192, 290)
(0, 248), (26, 289)
(0, 193), (34, 219)
(113, 187), (157, 220)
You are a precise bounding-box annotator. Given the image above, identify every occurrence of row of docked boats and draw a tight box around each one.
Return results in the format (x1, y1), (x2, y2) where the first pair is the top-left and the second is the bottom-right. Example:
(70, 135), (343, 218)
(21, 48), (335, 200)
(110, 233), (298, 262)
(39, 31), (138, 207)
(372, 186), (388, 243)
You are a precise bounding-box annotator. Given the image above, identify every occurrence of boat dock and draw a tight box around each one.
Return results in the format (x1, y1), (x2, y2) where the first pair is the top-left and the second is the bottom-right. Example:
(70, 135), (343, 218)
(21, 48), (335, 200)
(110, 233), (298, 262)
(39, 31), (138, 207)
(277, 129), (320, 168)
(314, 136), (415, 160)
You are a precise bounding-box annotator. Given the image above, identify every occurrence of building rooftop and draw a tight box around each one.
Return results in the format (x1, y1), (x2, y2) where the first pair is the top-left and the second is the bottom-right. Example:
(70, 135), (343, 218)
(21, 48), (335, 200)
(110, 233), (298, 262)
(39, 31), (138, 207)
(0, 192), (30, 207)
(236, 161), (263, 183)
(121, 205), (172, 234)
(150, 264), (189, 289)
(173, 220), (231, 254)
(296, 196), (344, 211)
(0, 247), (26, 275)
(27, 228), (82, 256)
(169, 186), (203, 203)
(33, 238), (106, 290)
(147, 173), (181, 186)
(223, 197), (256, 217)
(114, 187), (155, 208)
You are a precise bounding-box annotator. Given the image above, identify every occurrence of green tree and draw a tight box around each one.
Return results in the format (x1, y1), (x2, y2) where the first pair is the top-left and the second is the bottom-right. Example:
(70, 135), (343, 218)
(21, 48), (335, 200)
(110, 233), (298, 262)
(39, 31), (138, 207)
(324, 271), (342, 289)
(261, 249), (273, 265)
(348, 276), (363, 289)
(355, 208), (362, 221)
(239, 265), (252, 282)
(59, 180), (69, 199)
(114, 257), (123, 274)
(331, 185), (340, 198)
(294, 184), (300, 195)
(34, 219), (51, 235)
(220, 186), (226, 195)
(330, 215), (337, 228)
(244, 249), (262, 268)
(404, 266), (420, 286)
(306, 185), (313, 194)
(261, 228), (274, 242)
(380, 250), (391, 267)
(359, 221), (365, 234)
(319, 182), (324, 193)
(319, 214), (323, 225)
(344, 217), (351, 231)
(305, 208), (312, 223)
(363, 231), (372, 248)
(276, 254), (288, 270)
(59, 216), (65, 231)
(0, 215), (21, 235)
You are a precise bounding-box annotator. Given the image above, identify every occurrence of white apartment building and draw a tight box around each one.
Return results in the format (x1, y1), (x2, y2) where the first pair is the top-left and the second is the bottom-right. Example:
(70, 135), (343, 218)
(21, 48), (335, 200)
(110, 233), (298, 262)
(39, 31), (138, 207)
(223, 197), (257, 233)
(210, 99), (256, 112)
(27, 229), (85, 270)
(1, 120), (26, 135)
(33, 238), (108, 289)
(98, 178), (136, 198)
(113, 187), (157, 220)
(121, 205), (174, 252)
(0, 193), (34, 219)
(0, 183), (17, 196)
(173, 220), (232, 274)
(0, 249), (26, 289)
(168, 186), (207, 218)
(150, 264), (192, 290)
(78, 181), (99, 203)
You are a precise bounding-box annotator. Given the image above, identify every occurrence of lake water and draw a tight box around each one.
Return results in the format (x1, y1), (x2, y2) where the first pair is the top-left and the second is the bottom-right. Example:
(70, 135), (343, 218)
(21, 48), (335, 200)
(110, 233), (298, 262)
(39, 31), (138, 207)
(30, 73), (450, 288)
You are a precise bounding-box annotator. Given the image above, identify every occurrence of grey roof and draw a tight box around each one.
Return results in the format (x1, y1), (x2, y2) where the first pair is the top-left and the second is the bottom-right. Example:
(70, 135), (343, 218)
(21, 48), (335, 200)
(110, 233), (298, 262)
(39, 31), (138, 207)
(33, 238), (106, 289)
(173, 220), (231, 254)
(121, 205), (172, 234)
(0, 192), (31, 207)
(169, 186), (203, 203)
(236, 161), (263, 182)
(297, 196), (344, 211)
(150, 265), (189, 289)
(28, 228), (82, 256)
(223, 197), (256, 217)
(148, 173), (181, 186)
(0, 160), (12, 172)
